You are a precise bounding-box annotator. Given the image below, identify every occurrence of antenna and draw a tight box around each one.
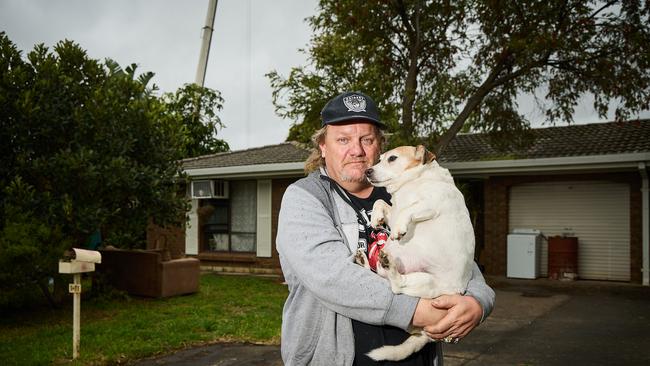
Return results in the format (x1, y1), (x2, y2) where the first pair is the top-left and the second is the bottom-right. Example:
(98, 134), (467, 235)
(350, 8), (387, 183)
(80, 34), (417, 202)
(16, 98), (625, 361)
(245, 0), (251, 147)
(195, 0), (218, 86)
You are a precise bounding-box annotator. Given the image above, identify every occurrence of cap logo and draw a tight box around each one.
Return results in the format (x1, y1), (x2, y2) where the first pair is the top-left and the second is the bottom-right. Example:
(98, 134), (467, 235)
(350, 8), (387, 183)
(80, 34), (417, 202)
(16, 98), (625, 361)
(343, 94), (366, 113)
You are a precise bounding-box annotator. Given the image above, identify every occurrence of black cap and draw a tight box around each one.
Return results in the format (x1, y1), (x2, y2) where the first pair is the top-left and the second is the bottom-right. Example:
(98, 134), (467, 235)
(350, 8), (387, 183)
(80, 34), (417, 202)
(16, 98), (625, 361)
(320, 91), (384, 128)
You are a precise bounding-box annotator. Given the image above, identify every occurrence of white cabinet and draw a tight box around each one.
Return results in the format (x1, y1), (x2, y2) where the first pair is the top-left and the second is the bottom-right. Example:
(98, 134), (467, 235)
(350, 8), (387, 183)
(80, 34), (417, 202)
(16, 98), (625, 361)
(507, 229), (542, 279)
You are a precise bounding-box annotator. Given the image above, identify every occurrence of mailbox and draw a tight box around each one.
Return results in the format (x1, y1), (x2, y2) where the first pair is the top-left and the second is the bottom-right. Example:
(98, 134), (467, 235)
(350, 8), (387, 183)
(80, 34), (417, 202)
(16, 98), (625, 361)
(59, 248), (102, 274)
(58, 248), (101, 359)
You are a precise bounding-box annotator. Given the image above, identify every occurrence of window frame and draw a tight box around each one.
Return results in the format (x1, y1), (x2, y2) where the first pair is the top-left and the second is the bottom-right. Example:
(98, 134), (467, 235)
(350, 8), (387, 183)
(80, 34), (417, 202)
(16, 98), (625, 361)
(200, 179), (257, 254)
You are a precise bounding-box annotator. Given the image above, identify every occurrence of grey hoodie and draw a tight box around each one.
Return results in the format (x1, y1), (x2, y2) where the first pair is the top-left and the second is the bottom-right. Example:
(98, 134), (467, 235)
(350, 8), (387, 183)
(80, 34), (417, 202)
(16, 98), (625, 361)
(277, 170), (495, 366)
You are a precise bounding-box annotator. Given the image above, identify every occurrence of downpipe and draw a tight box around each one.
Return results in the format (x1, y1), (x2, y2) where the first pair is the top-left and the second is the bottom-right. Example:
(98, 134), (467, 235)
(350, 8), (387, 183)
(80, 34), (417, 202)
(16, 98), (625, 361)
(639, 162), (649, 286)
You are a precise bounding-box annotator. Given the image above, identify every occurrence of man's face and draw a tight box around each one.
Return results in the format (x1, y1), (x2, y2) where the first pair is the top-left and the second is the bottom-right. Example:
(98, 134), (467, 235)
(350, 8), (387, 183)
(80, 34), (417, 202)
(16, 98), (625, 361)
(319, 121), (381, 185)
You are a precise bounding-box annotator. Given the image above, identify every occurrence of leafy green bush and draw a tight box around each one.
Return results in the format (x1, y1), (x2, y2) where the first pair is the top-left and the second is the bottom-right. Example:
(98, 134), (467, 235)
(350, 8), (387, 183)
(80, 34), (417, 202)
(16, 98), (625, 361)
(0, 32), (228, 308)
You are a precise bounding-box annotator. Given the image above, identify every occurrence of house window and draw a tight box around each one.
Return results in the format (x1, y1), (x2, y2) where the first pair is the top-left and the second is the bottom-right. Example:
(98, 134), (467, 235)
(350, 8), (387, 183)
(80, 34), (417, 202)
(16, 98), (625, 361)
(203, 180), (257, 253)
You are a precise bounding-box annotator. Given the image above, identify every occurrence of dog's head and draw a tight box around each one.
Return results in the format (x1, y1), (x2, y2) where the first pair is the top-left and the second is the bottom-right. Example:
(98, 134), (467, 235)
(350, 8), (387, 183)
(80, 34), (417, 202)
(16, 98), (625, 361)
(365, 145), (436, 193)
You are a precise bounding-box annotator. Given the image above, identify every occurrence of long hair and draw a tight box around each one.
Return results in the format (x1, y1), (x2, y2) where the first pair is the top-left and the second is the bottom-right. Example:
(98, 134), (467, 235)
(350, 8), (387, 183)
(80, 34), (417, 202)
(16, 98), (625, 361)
(304, 126), (328, 174)
(304, 125), (385, 174)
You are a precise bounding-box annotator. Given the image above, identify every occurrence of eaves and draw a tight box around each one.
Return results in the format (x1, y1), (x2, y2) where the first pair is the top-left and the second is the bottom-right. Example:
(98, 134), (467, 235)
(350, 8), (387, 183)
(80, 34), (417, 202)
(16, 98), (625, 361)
(184, 161), (305, 179)
(444, 152), (650, 177)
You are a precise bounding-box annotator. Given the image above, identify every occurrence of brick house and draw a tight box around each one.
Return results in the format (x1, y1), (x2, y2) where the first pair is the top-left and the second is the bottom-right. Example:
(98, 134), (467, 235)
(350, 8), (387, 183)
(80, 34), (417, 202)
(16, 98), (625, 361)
(441, 120), (650, 285)
(152, 120), (649, 284)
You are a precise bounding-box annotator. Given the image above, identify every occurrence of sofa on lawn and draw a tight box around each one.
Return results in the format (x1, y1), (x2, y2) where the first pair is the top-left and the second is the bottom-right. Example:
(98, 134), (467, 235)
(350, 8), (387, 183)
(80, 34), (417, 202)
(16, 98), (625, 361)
(97, 247), (200, 298)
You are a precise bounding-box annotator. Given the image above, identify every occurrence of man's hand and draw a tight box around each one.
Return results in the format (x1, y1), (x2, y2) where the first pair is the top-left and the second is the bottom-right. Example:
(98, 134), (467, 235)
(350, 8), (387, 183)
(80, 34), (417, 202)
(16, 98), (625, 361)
(423, 294), (482, 341)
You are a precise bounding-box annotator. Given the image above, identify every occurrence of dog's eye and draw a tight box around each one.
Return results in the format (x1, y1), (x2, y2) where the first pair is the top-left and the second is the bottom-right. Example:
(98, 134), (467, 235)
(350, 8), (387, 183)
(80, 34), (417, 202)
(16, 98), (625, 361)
(388, 155), (397, 163)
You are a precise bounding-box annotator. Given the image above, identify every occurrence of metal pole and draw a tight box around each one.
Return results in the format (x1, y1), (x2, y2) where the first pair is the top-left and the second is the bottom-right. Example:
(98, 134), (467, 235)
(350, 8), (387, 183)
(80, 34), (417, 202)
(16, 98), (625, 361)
(639, 162), (649, 286)
(72, 273), (81, 359)
(195, 0), (218, 86)
(244, 0), (251, 147)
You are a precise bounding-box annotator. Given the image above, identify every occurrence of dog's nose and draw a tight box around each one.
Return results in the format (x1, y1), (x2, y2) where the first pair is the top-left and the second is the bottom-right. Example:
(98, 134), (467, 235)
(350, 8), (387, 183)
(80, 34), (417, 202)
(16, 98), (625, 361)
(365, 168), (373, 177)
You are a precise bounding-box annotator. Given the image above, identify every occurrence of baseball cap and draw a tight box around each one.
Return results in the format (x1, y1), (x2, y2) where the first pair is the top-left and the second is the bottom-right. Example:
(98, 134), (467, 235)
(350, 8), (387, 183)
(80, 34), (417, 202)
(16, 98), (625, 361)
(320, 91), (385, 128)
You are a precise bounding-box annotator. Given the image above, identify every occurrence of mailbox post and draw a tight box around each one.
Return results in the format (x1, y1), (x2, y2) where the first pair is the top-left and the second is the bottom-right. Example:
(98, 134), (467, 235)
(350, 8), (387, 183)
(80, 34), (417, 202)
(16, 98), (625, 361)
(58, 248), (101, 359)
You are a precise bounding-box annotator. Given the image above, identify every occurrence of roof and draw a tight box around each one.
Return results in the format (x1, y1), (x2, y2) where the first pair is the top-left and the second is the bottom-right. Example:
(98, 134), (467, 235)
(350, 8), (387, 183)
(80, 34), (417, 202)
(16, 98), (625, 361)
(180, 120), (650, 178)
(439, 119), (650, 163)
(181, 141), (311, 170)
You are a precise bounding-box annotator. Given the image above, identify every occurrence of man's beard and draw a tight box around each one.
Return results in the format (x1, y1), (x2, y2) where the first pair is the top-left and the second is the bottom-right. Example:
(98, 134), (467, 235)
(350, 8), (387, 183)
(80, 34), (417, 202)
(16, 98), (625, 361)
(340, 173), (369, 183)
(340, 161), (371, 183)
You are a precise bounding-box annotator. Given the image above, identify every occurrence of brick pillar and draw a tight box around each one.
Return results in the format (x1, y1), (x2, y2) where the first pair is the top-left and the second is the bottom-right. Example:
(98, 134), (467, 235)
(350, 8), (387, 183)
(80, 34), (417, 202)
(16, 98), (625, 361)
(483, 177), (508, 275)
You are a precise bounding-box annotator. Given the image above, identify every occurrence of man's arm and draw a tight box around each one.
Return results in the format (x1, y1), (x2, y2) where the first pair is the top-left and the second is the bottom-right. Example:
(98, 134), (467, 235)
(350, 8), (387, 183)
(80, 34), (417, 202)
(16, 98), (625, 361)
(465, 261), (495, 322)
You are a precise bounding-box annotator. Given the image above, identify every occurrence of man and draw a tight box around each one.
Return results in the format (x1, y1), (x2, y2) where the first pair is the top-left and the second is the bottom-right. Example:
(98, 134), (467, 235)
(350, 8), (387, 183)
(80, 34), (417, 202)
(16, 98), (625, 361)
(277, 91), (495, 365)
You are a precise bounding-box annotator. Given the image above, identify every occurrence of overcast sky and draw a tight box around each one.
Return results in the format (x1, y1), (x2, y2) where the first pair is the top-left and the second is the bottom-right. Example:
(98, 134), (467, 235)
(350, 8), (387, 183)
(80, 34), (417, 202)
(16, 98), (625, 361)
(1, 0), (648, 151)
(1, 0), (317, 150)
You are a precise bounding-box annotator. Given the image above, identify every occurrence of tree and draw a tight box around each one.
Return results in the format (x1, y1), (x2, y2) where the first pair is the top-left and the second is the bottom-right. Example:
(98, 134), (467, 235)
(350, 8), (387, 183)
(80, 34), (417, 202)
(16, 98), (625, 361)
(0, 33), (227, 308)
(268, 0), (650, 154)
(163, 83), (229, 158)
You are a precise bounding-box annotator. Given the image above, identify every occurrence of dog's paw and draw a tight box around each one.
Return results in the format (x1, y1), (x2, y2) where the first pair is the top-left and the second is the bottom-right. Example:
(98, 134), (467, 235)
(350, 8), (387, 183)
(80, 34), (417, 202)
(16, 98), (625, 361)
(355, 249), (370, 269)
(390, 217), (410, 239)
(370, 200), (389, 228)
(370, 214), (385, 229)
(393, 256), (406, 274)
(370, 217), (384, 229)
(379, 250), (404, 292)
(379, 249), (391, 269)
(389, 227), (406, 240)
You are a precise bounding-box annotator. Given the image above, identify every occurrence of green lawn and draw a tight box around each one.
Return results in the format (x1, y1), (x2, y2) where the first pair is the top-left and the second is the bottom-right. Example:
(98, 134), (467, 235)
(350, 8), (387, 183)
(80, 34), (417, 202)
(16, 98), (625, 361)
(0, 273), (288, 366)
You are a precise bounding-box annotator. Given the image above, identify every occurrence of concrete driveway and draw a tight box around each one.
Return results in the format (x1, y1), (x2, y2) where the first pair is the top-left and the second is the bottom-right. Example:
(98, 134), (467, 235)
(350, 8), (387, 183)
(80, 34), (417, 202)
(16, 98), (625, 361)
(134, 277), (650, 366)
(446, 277), (650, 365)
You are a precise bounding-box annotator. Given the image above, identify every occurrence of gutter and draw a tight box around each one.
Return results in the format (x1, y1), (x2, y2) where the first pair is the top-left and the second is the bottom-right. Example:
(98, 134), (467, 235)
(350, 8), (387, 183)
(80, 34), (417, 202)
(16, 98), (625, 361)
(444, 152), (650, 176)
(184, 161), (305, 179)
(183, 152), (650, 179)
(639, 162), (649, 286)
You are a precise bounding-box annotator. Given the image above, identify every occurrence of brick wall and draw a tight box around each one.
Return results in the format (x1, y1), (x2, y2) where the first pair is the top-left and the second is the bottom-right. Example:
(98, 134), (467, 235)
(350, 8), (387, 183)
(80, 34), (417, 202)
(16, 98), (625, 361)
(482, 178), (508, 275)
(146, 221), (186, 259)
(146, 184), (188, 258)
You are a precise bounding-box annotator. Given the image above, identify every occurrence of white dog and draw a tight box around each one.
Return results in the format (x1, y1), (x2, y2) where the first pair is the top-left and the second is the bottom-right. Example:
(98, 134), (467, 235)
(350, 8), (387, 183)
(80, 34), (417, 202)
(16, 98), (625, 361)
(358, 145), (475, 361)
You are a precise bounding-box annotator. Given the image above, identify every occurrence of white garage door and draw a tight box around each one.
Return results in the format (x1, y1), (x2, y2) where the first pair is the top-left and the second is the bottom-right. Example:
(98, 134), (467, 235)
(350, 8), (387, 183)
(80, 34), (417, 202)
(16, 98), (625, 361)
(509, 181), (630, 281)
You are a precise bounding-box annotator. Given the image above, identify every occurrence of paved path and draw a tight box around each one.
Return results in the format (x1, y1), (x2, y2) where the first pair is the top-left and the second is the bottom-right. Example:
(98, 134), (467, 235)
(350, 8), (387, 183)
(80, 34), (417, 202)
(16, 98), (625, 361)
(134, 343), (282, 366)
(134, 278), (650, 366)
(447, 279), (650, 365)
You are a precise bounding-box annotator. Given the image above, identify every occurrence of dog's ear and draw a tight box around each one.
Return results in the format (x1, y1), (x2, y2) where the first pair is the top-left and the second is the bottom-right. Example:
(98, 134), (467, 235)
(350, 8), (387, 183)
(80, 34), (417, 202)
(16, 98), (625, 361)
(415, 145), (436, 164)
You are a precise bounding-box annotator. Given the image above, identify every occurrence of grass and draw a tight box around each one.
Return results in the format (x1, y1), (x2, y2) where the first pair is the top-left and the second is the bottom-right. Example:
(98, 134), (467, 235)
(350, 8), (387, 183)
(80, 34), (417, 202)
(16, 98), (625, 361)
(0, 273), (288, 366)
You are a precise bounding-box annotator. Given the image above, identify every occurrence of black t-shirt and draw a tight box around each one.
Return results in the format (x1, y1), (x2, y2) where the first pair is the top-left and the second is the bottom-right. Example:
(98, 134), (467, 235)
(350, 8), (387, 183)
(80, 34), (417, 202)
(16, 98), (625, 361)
(347, 187), (435, 366)
(348, 187), (391, 256)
